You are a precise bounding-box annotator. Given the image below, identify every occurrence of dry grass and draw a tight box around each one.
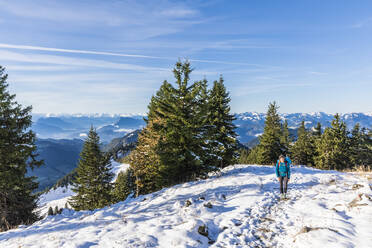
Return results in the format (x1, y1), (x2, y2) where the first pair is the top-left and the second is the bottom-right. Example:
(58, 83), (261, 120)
(295, 226), (339, 237)
(348, 193), (372, 208)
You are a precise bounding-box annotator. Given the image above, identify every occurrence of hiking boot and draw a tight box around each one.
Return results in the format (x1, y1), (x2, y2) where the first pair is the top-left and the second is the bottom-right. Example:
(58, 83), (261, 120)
(284, 193), (287, 199)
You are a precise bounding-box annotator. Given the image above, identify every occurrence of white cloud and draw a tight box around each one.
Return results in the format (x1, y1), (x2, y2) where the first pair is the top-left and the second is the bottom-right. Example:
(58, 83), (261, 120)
(0, 0), (128, 26)
(5, 64), (76, 71)
(0, 0), (203, 39)
(0, 43), (275, 67)
(0, 43), (167, 59)
(0, 49), (167, 72)
(308, 71), (328, 76)
(350, 17), (372, 29)
(231, 82), (312, 96)
(159, 8), (198, 18)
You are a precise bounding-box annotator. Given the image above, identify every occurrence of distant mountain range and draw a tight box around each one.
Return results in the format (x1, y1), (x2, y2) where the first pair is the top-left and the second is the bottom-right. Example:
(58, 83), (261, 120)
(235, 111), (372, 143)
(27, 138), (84, 191)
(32, 113), (146, 143)
(30, 112), (372, 191)
(30, 130), (141, 192)
(32, 112), (372, 144)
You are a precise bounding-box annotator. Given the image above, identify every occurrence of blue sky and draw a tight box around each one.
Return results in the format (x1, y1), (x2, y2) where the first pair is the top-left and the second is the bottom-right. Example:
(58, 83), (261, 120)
(0, 0), (371, 114)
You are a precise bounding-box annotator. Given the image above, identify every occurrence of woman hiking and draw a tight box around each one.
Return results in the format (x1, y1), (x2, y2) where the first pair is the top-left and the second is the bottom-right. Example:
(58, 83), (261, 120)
(275, 154), (291, 199)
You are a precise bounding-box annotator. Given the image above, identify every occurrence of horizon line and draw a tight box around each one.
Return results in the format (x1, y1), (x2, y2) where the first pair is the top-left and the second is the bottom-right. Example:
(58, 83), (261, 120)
(32, 111), (372, 116)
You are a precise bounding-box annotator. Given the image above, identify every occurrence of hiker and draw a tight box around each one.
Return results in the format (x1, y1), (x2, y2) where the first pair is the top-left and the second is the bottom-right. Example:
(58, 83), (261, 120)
(275, 154), (291, 199)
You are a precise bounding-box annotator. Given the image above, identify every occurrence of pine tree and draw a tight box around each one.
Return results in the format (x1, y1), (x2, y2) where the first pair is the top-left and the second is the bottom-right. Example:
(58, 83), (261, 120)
(237, 145), (263, 164)
(128, 84), (167, 196)
(350, 123), (362, 167)
(366, 128), (372, 168)
(112, 168), (135, 203)
(257, 102), (283, 164)
(297, 120), (306, 138)
(129, 61), (237, 195)
(314, 114), (350, 170)
(350, 124), (372, 168)
(313, 122), (322, 137)
(310, 122), (322, 163)
(238, 148), (250, 164)
(280, 119), (291, 155)
(290, 121), (315, 166)
(154, 62), (209, 184)
(0, 66), (43, 232)
(48, 207), (54, 216)
(69, 127), (113, 211)
(206, 76), (238, 169)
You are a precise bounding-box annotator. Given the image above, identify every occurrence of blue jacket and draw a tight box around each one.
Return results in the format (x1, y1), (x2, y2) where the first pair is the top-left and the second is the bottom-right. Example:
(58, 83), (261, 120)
(275, 158), (291, 179)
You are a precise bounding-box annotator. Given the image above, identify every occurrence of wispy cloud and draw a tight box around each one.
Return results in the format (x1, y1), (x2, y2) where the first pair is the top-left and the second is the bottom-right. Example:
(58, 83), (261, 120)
(4, 64), (77, 72)
(0, 49), (167, 72)
(231, 83), (312, 96)
(1, 0), (371, 113)
(0, 0), (124, 26)
(0, 43), (168, 59)
(159, 8), (199, 18)
(0, 43), (279, 67)
(308, 71), (328, 76)
(350, 17), (372, 28)
(0, 0), (203, 39)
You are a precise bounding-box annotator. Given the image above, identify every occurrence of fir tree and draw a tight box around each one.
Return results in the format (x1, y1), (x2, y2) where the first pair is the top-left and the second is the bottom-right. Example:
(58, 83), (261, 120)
(154, 62), (209, 184)
(350, 123), (362, 167)
(69, 127), (113, 211)
(129, 61), (237, 195)
(290, 121), (315, 166)
(314, 114), (350, 170)
(248, 146), (263, 164)
(0, 66), (43, 232)
(237, 145), (263, 164)
(297, 120), (306, 138)
(47, 207), (54, 216)
(280, 119), (291, 155)
(112, 168), (135, 203)
(206, 76), (238, 168)
(310, 122), (322, 163)
(128, 84), (167, 196)
(313, 122), (322, 137)
(366, 128), (372, 168)
(257, 102), (283, 164)
(238, 148), (250, 164)
(350, 124), (372, 168)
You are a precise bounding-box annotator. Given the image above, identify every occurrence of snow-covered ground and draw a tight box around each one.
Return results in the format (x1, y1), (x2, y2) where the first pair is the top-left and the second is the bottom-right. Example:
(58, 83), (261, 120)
(37, 160), (130, 217)
(1, 164), (372, 248)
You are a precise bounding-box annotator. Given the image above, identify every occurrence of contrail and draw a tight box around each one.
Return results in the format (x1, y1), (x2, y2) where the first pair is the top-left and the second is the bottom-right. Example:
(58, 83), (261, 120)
(0, 43), (165, 59)
(0, 43), (267, 67)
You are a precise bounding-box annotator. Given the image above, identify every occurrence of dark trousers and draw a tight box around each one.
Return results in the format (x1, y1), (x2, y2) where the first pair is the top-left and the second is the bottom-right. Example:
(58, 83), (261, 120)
(279, 176), (288, 194)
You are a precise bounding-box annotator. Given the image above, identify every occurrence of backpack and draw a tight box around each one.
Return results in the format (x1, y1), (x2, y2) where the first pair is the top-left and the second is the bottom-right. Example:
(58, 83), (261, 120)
(284, 160), (289, 177)
(277, 159), (288, 167)
(277, 159), (289, 177)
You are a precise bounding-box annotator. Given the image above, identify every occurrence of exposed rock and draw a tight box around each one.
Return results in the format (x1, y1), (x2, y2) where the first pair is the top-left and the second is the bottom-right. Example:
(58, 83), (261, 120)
(203, 202), (213, 208)
(352, 184), (364, 190)
(197, 225), (208, 237)
(185, 199), (192, 207)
